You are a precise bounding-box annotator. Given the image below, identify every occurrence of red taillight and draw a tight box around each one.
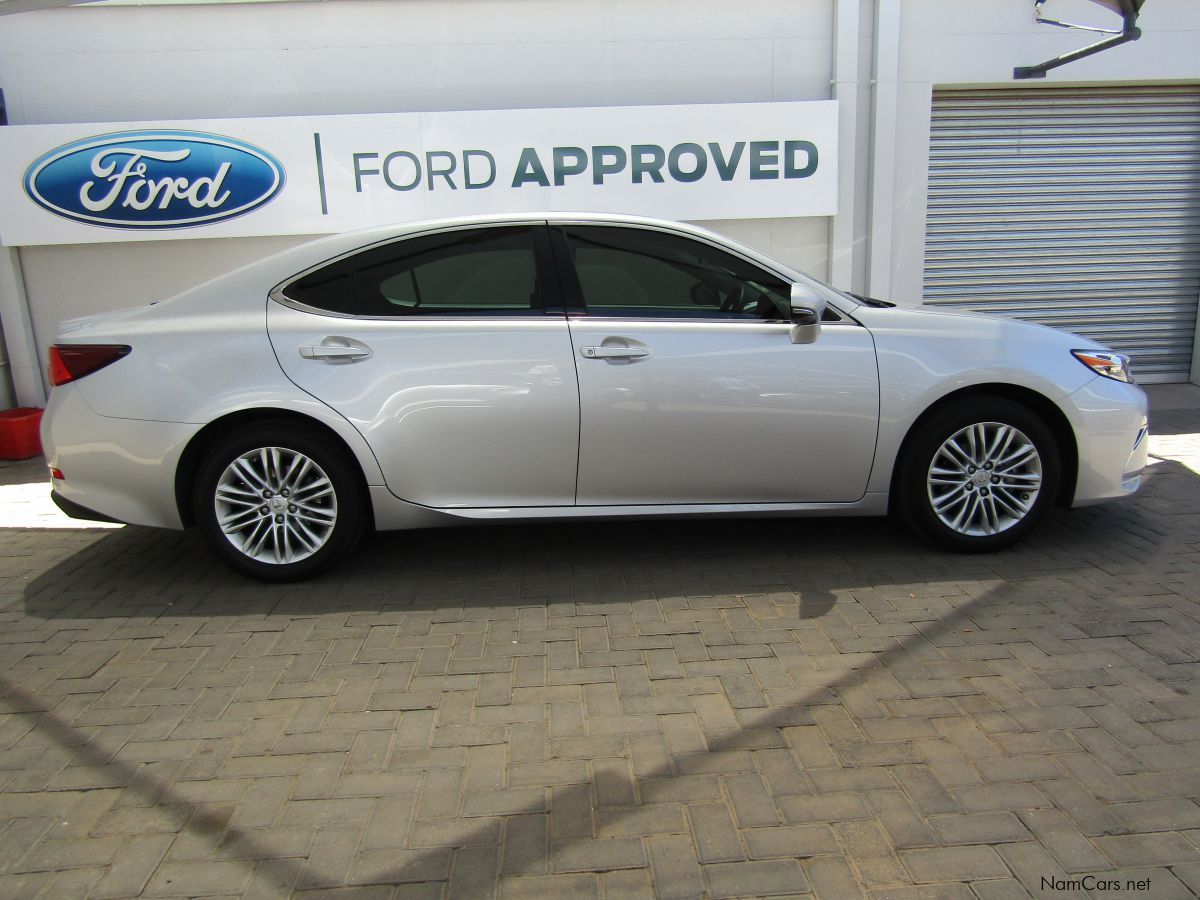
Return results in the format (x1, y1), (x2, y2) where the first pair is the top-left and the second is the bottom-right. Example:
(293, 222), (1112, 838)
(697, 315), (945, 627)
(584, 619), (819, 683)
(48, 344), (131, 387)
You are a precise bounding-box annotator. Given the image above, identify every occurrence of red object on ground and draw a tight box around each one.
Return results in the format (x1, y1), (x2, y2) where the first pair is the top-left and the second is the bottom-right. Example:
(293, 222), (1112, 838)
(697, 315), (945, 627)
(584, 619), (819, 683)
(0, 408), (44, 460)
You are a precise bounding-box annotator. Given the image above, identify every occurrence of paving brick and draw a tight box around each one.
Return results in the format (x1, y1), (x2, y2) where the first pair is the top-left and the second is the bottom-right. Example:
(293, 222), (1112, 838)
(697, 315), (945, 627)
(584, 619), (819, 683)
(360, 795), (416, 851)
(1034, 778), (1127, 838)
(871, 887), (973, 900)
(900, 846), (1011, 883)
(647, 834), (705, 900)
(703, 858), (808, 898)
(409, 816), (500, 850)
(688, 802), (744, 863)
(891, 763), (959, 815)
(548, 837), (645, 873)
(1094, 832), (1200, 867)
(295, 826), (359, 890)
(215, 825), (315, 860)
(499, 873), (599, 899)
(953, 784), (1048, 813)
(994, 841), (1087, 900)
(804, 856), (865, 899)
(502, 814), (548, 876)
(927, 812), (1031, 846)
(550, 783), (593, 841)
(720, 773), (778, 828)
(15, 836), (125, 873)
(144, 861), (252, 896)
(349, 847), (452, 885)
(741, 823), (839, 859)
(448, 845), (500, 900)
(1109, 799), (1200, 831)
(779, 791), (872, 824)
(1015, 808), (1111, 874)
(90, 834), (175, 898)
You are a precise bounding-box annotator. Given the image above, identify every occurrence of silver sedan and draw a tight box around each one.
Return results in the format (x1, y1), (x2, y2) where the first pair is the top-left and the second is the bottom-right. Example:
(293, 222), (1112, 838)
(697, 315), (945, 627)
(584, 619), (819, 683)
(41, 213), (1149, 580)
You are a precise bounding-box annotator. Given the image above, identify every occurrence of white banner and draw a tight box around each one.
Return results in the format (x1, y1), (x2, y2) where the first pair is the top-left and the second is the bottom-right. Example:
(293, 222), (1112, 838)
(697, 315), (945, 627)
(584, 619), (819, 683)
(0, 102), (837, 246)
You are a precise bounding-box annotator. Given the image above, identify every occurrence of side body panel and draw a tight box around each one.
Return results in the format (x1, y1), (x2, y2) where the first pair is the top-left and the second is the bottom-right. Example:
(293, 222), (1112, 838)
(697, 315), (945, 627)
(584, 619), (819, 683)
(267, 305), (581, 508)
(567, 319), (880, 504)
(49, 294), (389, 489)
(861, 306), (1142, 505)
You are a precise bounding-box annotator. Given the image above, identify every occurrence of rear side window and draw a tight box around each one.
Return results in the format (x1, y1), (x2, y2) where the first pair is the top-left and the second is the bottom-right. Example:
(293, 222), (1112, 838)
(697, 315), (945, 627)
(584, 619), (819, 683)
(282, 226), (542, 316)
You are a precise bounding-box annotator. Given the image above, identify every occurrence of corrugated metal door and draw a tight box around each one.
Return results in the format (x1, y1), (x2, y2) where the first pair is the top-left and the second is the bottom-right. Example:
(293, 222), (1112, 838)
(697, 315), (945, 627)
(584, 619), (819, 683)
(923, 86), (1200, 382)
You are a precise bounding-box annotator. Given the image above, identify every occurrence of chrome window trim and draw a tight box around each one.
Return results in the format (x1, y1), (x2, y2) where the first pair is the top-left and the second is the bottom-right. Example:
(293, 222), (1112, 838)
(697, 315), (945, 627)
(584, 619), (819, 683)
(269, 220), (548, 316)
(551, 218), (862, 322)
(564, 316), (859, 328)
(268, 216), (860, 326)
(269, 300), (562, 323)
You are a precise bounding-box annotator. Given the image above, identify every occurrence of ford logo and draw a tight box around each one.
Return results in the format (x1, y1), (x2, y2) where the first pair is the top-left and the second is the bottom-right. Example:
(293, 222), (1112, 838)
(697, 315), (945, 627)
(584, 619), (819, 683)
(23, 130), (285, 229)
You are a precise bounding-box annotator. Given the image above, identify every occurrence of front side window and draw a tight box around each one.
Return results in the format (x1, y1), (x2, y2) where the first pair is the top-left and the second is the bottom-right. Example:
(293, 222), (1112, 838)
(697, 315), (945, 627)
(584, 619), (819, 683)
(282, 226), (541, 316)
(561, 226), (790, 320)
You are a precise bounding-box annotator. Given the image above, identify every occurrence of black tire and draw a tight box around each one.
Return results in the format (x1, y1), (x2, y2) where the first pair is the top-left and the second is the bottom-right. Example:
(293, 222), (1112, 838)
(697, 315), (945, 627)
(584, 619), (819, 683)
(193, 424), (366, 581)
(895, 397), (1061, 552)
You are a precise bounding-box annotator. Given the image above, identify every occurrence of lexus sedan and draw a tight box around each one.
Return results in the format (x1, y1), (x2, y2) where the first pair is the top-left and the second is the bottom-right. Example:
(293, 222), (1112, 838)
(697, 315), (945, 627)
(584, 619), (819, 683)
(42, 213), (1148, 581)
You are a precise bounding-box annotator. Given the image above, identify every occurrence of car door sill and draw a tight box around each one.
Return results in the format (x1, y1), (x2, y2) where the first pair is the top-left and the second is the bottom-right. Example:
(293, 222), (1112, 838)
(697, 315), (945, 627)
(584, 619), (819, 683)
(434, 495), (886, 519)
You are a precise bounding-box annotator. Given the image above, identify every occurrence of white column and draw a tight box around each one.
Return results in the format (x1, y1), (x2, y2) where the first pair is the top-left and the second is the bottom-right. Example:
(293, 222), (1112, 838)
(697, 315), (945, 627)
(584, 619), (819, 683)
(0, 247), (47, 408)
(827, 0), (861, 289)
(867, 0), (901, 299)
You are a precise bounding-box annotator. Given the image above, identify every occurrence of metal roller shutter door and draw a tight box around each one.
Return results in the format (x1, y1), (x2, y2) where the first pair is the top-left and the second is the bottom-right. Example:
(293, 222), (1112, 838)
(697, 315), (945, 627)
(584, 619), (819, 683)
(923, 86), (1200, 383)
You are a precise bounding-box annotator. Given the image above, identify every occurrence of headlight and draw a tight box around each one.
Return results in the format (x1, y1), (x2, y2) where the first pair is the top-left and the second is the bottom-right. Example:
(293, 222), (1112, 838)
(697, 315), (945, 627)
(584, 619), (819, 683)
(1071, 350), (1134, 383)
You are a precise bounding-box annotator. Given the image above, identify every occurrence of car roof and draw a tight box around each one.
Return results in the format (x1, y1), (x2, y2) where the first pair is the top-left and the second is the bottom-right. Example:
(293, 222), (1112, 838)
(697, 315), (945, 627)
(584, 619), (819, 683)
(291, 211), (739, 257)
(165, 212), (808, 313)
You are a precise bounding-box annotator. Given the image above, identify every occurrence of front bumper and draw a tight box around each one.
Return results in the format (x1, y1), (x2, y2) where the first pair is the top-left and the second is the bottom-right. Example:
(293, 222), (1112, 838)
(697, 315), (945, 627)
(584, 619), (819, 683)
(1062, 376), (1149, 507)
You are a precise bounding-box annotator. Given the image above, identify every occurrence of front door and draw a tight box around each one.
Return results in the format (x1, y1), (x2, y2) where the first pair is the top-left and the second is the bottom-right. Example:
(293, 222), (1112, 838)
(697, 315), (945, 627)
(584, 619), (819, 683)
(555, 224), (879, 505)
(267, 224), (580, 509)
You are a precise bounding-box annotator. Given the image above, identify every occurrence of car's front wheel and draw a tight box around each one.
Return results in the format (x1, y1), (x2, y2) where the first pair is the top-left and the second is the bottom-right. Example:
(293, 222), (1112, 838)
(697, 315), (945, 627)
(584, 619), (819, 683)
(896, 397), (1061, 552)
(194, 425), (365, 581)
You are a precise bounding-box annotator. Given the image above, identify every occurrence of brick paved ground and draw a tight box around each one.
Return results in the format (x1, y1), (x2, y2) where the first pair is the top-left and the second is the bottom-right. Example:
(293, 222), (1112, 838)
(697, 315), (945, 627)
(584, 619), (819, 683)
(1, 385), (1199, 898)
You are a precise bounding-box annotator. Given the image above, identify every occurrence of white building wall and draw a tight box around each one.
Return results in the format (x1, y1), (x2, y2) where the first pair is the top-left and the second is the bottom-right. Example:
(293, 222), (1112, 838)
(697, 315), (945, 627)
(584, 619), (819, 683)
(0, 0), (1198, 400)
(0, 0), (837, 390)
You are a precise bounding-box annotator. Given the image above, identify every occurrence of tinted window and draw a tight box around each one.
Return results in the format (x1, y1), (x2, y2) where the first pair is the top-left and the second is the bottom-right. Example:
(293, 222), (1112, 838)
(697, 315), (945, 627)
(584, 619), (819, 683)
(285, 259), (355, 315)
(562, 226), (790, 320)
(283, 226), (541, 316)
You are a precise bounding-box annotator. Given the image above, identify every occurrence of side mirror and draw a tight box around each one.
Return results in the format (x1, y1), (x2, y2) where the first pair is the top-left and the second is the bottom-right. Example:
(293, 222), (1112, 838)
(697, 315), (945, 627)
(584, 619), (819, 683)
(789, 283), (825, 345)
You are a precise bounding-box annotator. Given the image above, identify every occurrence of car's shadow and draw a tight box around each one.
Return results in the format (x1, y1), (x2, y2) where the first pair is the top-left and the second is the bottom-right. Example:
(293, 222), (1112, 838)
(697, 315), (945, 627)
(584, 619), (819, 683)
(17, 471), (1180, 623)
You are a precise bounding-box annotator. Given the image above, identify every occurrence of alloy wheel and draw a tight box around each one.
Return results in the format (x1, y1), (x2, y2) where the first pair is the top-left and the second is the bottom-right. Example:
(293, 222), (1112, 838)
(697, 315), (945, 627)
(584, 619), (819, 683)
(213, 446), (338, 564)
(926, 421), (1043, 537)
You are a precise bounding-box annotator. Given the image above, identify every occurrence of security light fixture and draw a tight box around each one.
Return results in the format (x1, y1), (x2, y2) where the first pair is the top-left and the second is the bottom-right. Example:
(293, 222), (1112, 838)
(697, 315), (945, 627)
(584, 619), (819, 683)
(1014, 0), (1146, 79)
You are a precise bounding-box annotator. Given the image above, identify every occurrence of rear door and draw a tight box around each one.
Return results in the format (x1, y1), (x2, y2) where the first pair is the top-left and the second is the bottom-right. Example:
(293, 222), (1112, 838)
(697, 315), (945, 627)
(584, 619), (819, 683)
(267, 223), (580, 508)
(554, 224), (879, 505)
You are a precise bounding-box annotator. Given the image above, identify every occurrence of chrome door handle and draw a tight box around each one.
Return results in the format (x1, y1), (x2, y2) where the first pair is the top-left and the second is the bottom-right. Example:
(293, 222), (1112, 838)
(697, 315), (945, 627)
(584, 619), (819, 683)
(300, 338), (373, 362)
(580, 346), (649, 360)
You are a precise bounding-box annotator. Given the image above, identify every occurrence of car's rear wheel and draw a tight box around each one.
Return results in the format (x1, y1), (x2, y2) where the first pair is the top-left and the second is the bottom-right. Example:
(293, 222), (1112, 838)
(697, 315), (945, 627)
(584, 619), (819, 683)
(194, 425), (365, 581)
(896, 397), (1060, 552)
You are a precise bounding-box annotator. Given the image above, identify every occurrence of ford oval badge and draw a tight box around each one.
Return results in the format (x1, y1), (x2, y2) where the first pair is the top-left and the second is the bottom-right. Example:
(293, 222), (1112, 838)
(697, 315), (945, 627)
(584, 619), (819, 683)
(24, 130), (285, 229)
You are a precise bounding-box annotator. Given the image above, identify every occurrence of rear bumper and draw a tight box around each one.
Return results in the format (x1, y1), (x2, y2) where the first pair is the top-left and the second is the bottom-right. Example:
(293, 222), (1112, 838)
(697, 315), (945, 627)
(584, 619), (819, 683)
(41, 383), (198, 529)
(1062, 376), (1149, 507)
(51, 490), (124, 524)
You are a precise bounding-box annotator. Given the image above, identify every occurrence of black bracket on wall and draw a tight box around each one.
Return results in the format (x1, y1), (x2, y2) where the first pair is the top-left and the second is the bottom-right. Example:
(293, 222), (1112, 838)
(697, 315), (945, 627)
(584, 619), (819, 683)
(1014, 0), (1145, 80)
